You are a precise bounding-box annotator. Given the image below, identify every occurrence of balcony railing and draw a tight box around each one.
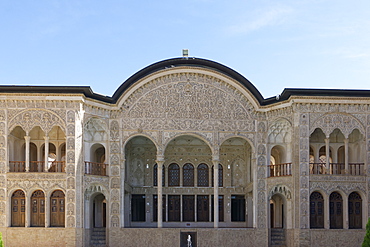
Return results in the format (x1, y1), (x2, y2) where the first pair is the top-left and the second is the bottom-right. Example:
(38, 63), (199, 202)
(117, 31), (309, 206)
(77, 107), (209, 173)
(48, 161), (66, 172)
(9, 161), (66, 173)
(85, 162), (108, 176)
(310, 163), (364, 175)
(30, 161), (44, 172)
(349, 163), (364, 175)
(9, 161), (26, 172)
(268, 163), (292, 177)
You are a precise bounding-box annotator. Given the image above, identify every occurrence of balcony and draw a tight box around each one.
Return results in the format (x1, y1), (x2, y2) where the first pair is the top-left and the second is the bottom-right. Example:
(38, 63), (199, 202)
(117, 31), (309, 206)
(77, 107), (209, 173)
(309, 163), (364, 175)
(85, 161), (108, 176)
(268, 163), (292, 177)
(9, 161), (66, 173)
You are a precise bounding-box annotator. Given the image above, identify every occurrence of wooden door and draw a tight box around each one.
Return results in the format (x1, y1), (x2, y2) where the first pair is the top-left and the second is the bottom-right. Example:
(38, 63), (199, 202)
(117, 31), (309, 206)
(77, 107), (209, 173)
(50, 190), (65, 227)
(310, 192), (324, 228)
(168, 195), (180, 221)
(330, 192), (343, 229)
(153, 195), (166, 222)
(349, 192), (362, 229)
(11, 190), (25, 227)
(197, 195), (209, 222)
(31, 190), (45, 227)
(183, 195), (195, 221)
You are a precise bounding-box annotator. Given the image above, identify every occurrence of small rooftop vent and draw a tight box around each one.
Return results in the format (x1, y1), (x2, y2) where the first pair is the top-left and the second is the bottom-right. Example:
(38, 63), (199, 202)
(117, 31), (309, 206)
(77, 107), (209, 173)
(182, 49), (189, 57)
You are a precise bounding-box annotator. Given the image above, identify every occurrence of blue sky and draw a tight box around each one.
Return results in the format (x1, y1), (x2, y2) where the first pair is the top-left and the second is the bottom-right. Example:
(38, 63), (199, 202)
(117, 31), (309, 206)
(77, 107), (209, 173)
(1, 0), (370, 98)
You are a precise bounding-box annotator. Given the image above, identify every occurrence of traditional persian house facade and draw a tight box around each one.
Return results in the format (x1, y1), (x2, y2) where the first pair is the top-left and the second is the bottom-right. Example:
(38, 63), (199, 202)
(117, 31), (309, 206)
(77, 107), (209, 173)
(0, 57), (368, 247)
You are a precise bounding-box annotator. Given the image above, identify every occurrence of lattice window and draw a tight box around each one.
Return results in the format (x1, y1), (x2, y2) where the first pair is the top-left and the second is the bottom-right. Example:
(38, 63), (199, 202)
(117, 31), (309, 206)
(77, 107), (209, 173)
(183, 163), (194, 187)
(50, 190), (65, 227)
(197, 163), (209, 187)
(31, 190), (45, 227)
(11, 190), (25, 227)
(153, 164), (165, 186)
(168, 163), (180, 186)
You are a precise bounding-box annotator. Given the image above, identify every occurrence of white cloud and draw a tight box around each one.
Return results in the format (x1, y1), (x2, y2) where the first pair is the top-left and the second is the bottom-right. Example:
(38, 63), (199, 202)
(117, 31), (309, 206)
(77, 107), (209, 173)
(227, 6), (294, 35)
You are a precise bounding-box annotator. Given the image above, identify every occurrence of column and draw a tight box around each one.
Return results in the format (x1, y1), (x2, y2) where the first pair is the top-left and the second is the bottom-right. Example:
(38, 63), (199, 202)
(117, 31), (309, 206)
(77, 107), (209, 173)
(25, 135), (30, 172)
(44, 136), (49, 172)
(325, 138), (330, 174)
(156, 155), (164, 228)
(344, 138), (349, 174)
(212, 156), (219, 228)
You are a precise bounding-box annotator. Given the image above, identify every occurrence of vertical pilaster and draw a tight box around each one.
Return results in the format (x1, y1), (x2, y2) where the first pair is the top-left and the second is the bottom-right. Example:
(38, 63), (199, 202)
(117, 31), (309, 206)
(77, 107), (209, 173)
(298, 112), (311, 245)
(366, 114), (370, 228)
(109, 119), (121, 230)
(255, 120), (268, 246)
(0, 108), (7, 227)
(65, 108), (78, 247)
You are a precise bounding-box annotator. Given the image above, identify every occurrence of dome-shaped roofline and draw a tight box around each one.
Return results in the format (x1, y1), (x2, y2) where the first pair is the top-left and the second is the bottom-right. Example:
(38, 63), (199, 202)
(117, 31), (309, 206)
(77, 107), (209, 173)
(111, 57), (265, 105)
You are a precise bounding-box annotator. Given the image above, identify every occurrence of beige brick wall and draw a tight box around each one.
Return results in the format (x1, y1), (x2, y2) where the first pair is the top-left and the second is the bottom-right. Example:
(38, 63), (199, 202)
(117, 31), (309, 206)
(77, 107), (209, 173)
(1, 228), (77, 247)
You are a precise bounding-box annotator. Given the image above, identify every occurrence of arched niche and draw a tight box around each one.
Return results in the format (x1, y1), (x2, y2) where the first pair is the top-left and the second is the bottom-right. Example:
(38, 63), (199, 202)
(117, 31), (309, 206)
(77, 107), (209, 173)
(220, 137), (252, 187)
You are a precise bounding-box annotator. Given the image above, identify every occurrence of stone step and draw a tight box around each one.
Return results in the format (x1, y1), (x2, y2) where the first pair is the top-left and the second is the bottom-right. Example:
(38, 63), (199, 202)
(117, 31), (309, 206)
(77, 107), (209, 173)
(93, 228), (106, 232)
(271, 229), (286, 247)
(91, 240), (106, 244)
(92, 235), (106, 240)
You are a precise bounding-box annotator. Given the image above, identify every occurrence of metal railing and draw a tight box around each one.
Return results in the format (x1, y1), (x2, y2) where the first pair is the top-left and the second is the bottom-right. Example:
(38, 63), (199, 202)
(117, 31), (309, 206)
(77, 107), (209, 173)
(85, 162), (108, 176)
(268, 163), (292, 177)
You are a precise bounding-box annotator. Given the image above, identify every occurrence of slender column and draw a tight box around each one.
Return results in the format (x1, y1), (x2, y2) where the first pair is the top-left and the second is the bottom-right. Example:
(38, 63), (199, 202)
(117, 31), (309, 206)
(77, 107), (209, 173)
(344, 138), (349, 174)
(212, 155), (219, 228)
(314, 146), (319, 163)
(44, 136), (49, 172)
(156, 155), (165, 228)
(25, 135), (30, 172)
(325, 138), (330, 174)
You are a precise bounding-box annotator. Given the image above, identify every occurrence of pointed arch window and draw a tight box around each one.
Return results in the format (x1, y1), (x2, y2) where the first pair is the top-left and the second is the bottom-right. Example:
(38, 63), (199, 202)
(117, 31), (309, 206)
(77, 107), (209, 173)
(11, 190), (25, 227)
(168, 163), (180, 186)
(50, 190), (65, 227)
(197, 163), (209, 187)
(183, 163), (194, 187)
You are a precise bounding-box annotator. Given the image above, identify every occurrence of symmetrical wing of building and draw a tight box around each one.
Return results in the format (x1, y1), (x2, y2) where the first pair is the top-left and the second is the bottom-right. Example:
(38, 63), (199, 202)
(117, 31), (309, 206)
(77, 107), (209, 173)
(0, 57), (368, 246)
